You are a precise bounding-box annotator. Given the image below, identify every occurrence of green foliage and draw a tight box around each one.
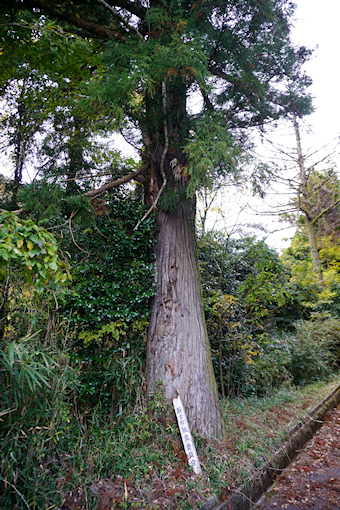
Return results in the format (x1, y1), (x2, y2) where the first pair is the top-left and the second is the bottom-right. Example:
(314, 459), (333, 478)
(57, 190), (156, 413)
(248, 315), (338, 395)
(0, 388), (181, 509)
(18, 179), (65, 222)
(199, 232), (289, 328)
(0, 7), (100, 87)
(71, 318), (148, 414)
(100, 6), (208, 122)
(249, 336), (293, 395)
(0, 7), (109, 210)
(280, 166), (340, 320)
(0, 332), (79, 510)
(65, 192), (155, 329)
(1, 335), (57, 406)
(198, 231), (292, 396)
(290, 315), (339, 379)
(198, 231), (339, 397)
(78, 320), (125, 349)
(184, 114), (244, 196)
(0, 211), (71, 289)
(282, 222), (340, 317)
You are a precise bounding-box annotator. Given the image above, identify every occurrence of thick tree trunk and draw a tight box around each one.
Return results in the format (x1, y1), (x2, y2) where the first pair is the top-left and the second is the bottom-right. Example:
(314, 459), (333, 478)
(142, 79), (224, 438)
(146, 198), (224, 438)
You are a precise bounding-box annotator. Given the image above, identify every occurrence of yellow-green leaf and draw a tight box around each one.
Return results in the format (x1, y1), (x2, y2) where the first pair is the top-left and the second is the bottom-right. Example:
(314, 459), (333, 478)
(17, 239), (24, 249)
(27, 240), (34, 250)
(55, 271), (64, 282)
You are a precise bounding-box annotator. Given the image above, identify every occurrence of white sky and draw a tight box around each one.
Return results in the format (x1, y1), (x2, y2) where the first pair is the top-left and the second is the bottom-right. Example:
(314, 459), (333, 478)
(291, 0), (340, 149)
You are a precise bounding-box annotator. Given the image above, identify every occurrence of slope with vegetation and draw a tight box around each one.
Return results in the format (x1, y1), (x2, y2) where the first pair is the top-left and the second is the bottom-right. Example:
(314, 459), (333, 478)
(0, 0), (339, 508)
(1, 186), (339, 509)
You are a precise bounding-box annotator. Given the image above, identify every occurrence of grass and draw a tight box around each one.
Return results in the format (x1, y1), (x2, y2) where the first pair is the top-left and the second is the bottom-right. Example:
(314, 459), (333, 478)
(1, 375), (339, 509)
(196, 375), (340, 498)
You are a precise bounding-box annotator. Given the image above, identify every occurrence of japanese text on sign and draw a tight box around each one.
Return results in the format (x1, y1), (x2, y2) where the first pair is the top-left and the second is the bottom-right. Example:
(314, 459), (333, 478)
(173, 395), (202, 476)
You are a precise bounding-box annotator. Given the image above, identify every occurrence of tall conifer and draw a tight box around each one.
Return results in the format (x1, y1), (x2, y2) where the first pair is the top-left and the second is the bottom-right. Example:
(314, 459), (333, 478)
(1, 0), (312, 437)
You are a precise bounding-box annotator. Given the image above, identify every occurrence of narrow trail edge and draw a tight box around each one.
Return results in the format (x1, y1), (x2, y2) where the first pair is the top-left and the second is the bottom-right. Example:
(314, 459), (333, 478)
(201, 383), (340, 510)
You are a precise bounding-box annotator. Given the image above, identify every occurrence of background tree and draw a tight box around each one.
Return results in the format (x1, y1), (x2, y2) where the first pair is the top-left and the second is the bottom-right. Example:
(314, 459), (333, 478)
(262, 114), (340, 283)
(0, 7), (104, 207)
(1, 0), (312, 437)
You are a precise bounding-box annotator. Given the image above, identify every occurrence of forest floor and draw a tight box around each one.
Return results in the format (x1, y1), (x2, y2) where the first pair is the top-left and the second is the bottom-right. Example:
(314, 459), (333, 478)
(60, 377), (340, 510)
(254, 404), (340, 510)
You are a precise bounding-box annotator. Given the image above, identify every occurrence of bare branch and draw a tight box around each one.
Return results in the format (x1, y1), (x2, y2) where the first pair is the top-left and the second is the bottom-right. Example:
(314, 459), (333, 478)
(84, 163), (148, 199)
(107, 0), (146, 19)
(64, 171), (113, 182)
(68, 210), (89, 254)
(312, 197), (340, 225)
(0, 476), (31, 510)
(96, 0), (143, 39)
(304, 135), (340, 162)
(262, 136), (298, 163)
(32, 0), (126, 41)
(0, 208), (24, 215)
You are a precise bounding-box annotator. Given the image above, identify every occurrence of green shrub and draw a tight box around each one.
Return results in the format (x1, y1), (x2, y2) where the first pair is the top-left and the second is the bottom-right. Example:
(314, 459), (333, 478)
(60, 191), (155, 416)
(287, 316), (337, 385)
(249, 338), (292, 396)
(249, 316), (338, 395)
(71, 319), (148, 415)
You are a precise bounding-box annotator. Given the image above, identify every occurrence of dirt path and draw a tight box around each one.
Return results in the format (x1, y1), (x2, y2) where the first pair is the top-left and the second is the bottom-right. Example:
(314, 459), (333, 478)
(254, 405), (340, 509)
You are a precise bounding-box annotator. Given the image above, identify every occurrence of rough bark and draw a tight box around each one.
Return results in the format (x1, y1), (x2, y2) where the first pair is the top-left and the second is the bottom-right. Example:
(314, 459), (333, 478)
(146, 199), (224, 439)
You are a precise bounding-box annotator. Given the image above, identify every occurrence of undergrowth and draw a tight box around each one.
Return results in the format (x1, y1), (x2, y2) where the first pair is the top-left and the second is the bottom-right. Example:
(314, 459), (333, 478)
(1, 374), (339, 509)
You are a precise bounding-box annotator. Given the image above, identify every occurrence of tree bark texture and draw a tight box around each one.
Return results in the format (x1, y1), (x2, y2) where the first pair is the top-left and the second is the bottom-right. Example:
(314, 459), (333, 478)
(146, 199), (224, 439)
(142, 80), (224, 439)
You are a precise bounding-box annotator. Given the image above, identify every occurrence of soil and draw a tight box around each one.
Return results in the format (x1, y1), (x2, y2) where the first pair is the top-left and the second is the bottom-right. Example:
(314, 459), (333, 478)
(254, 405), (340, 510)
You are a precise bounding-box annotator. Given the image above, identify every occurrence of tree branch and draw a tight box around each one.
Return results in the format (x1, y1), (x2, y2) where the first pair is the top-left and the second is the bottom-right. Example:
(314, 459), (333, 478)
(0, 476), (30, 510)
(109, 0), (146, 19)
(96, 0), (143, 39)
(32, 0), (126, 41)
(68, 210), (89, 254)
(199, 83), (214, 110)
(312, 197), (340, 225)
(84, 163), (148, 199)
(208, 63), (237, 85)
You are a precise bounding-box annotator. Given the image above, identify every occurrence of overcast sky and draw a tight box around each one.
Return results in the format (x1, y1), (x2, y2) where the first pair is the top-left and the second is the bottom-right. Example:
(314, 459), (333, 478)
(291, 0), (340, 147)
(224, 0), (340, 250)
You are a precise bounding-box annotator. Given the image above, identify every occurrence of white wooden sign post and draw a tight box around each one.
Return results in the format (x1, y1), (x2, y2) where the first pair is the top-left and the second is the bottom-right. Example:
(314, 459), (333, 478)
(173, 395), (202, 476)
